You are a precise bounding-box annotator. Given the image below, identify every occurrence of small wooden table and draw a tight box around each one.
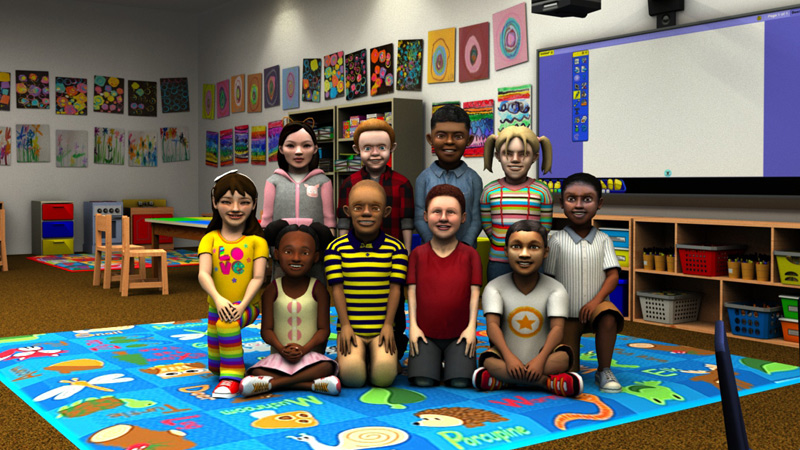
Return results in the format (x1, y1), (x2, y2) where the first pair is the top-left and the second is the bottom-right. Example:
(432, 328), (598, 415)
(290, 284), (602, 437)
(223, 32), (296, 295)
(145, 217), (211, 249)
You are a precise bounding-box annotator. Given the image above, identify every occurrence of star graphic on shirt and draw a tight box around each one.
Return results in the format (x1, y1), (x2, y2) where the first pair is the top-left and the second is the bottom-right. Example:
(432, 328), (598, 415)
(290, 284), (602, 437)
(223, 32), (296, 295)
(517, 315), (535, 330)
(508, 306), (543, 338)
(232, 278), (237, 283)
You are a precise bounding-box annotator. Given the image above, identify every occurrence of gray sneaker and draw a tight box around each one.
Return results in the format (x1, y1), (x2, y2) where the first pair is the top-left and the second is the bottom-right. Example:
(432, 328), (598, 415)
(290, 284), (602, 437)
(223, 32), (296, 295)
(595, 368), (621, 393)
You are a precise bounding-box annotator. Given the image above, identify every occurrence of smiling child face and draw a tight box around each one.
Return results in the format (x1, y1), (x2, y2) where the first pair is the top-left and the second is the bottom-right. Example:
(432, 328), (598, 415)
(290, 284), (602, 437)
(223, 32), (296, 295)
(276, 230), (318, 278)
(426, 121), (473, 170)
(497, 137), (536, 184)
(424, 195), (465, 242)
(505, 230), (549, 277)
(280, 128), (317, 174)
(214, 190), (254, 231)
(560, 181), (602, 229)
(344, 181), (390, 241)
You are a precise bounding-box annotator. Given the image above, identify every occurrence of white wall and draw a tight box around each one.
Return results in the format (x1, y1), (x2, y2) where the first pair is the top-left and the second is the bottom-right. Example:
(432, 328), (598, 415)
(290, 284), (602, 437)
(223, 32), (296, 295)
(0, 0), (198, 255)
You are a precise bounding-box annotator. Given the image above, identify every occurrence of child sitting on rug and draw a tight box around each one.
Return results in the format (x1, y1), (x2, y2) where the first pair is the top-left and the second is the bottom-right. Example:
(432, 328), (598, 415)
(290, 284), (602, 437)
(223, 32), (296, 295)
(239, 220), (340, 397)
(198, 170), (268, 398)
(473, 220), (582, 397)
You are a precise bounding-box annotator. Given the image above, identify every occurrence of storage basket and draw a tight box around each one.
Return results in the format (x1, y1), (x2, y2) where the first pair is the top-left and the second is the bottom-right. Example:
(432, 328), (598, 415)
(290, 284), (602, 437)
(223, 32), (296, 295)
(724, 302), (783, 339)
(676, 244), (745, 277)
(779, 318), (799, 343)
(780, 295), (798, 320)
(637, 290), (702, 324)
(774, 251), (800, 286)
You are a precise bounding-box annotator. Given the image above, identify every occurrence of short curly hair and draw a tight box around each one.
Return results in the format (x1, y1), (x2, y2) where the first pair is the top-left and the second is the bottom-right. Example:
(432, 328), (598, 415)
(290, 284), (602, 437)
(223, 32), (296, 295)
(425, 184), (466, 213)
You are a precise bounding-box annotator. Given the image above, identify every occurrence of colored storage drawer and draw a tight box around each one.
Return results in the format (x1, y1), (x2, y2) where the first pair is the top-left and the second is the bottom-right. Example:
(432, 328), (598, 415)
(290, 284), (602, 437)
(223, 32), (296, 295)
(774, 251), (800, 286)
(600, 227), (629, 249)
(42, 238), (74, 255)
(42, 221), (74, 238)
(609, 278), (628, 316)
(780, 295), (798, 320)
(615, 247), (629, 268)
(42, 203), (73, 220)
(779, 318), (799, 343)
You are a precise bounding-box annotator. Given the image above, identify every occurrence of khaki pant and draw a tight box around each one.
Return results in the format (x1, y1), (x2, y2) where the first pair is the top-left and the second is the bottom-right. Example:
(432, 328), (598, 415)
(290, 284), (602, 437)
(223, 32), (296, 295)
(338, 335), (397, 388)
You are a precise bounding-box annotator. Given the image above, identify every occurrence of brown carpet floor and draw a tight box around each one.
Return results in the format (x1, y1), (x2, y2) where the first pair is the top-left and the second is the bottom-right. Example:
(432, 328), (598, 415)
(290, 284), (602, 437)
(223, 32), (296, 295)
(0, 253), (798, 449)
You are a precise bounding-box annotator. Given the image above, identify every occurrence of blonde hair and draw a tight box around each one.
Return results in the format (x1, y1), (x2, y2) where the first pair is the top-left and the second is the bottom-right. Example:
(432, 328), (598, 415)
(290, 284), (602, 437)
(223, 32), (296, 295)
(483, 126), (552, 175)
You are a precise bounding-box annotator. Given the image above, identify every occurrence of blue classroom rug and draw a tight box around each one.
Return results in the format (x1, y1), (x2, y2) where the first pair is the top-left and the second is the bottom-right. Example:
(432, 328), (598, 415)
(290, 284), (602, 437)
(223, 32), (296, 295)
(1, 310), (798, 450)
(27, 249), (199, 272)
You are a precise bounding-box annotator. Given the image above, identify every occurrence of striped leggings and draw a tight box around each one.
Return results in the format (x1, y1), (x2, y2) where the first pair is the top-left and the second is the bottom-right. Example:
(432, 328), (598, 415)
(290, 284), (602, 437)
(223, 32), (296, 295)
(207, 300), (260, 381)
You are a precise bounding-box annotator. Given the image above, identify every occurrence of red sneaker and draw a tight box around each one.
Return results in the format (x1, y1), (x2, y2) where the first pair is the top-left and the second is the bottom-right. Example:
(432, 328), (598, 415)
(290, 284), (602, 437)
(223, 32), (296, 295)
(546, 372), (584, 397)
(212, 379), (240, 399)
(472, 368), (506, 392)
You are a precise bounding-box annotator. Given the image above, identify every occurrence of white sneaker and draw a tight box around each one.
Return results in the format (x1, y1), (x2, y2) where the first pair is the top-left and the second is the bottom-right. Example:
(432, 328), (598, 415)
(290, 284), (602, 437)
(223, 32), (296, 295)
(311, 375), (341, 396)
(595, 368), (622, 393)
(239, 375), (273, 397)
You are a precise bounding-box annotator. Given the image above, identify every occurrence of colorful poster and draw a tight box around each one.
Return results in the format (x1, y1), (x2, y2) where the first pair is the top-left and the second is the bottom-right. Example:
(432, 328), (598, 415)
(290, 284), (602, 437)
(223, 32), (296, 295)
(493, 3), (529, 70)
(202, 84), (215, 119)
(128, 130), (158, 167)
(345, 49), (367, 101)
(370, 43), (394, 96)
(55, 130), (88, 167)
(302, 58), (321, 102)
(282, 66), (299, 110)
(0, 127), (10, 165)
(396, 40), (423, 91)
(17, 124), (50, 162)
(234, 125), (249, 164)
(93, 75), (124, 114)
(94, 127), (125, 165)
(264, 65), (280, 108)
(463, 99), (494, 158)
(247, 73), (262, 113)
(572, 51), (590, 142)
(128, 80), (158, 117)
(55, 77), (88, 116)
(0, 72), (10, 111)
(219, 128), (233, 166)
(160, 127), (190, 162)
(432, 101), (460, 115)
(231, 74), (245, 113)
(459, 22), (491, 82)
(160, 77), (189, 113)
(428, 28), (456, 84)
(324, 51), (345, 100)
(16, 70), (50, 109)
(216, 79), (230, 118)
(268, 120), (282, 162)
(498, 84), (531, 130)
(251, 125), (266, 165)
(206, 131), (219, 167)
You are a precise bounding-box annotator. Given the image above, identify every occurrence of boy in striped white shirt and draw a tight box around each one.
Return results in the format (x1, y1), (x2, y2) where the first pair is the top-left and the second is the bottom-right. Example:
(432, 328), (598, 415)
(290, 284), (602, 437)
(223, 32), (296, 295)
(542, 173), (623, 393)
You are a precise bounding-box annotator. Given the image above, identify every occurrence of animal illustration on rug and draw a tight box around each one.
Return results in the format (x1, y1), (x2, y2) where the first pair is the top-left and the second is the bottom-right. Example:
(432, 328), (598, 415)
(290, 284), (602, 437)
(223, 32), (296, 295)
(553, 393), (614, 430)
(621, 380), (685, 405)
(412, 407), (508, 428)
(287, 426), (409, 449)
(250, 410), (319, 429)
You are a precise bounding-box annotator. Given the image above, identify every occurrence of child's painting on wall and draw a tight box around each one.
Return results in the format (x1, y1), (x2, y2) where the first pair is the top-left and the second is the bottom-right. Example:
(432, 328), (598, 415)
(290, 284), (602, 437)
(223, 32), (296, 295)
(94, 127), (124, 165)
(128, 130), (158, 167)
(160, 127), (189, 163)
(56, 130), (88, 168)
(17, 124), (50, 163)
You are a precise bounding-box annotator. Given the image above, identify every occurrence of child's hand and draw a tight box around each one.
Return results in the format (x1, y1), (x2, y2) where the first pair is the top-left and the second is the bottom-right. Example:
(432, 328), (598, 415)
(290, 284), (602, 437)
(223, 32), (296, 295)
(337, 324), (357, 356)
(378, 323), (396, 355)
(282, 343), (304, 363)
(525, 356), (546, 383)
(505, 354), (527, 383)
(215, 298), (238, 323)
(409, 325), (427, 357)
(456, 327), (477, 358)
(580, 298), (601, 324)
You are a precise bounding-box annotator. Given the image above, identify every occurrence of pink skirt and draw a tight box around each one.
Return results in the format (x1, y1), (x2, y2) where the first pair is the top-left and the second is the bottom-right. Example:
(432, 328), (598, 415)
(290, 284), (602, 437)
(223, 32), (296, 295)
(247, 351), (338, 376)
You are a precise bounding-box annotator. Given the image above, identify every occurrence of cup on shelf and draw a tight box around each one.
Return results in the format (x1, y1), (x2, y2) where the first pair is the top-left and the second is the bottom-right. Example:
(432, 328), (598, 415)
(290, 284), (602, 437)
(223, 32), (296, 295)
(727, 260), (741, 278)
(756, 262), (770, 282)
(654, 254), (667, 271)
(741, 261), (756, 280)
(643, 253), (655, 270)
(666, 254), (675, 272)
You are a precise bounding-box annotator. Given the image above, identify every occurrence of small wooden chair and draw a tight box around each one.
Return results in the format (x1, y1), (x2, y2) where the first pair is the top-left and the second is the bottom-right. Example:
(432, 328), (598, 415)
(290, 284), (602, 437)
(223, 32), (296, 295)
(0, 203), (7, 272)
(93, 214), (144, 288)
(119, 215), (169, 296)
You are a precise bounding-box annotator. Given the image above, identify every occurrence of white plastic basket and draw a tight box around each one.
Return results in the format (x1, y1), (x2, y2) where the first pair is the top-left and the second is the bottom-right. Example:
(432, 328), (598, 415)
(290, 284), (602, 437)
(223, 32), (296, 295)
(637, 290), (702, 324)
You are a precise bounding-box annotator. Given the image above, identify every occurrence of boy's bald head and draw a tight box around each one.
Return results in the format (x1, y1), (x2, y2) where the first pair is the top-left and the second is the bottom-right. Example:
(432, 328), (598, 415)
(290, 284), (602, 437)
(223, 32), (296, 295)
(349, 179), (386, 205)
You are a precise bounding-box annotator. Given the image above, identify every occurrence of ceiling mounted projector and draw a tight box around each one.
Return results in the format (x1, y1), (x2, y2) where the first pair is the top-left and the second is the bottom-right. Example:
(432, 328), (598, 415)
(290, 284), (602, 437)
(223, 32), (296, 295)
(531, 0), (601, 18)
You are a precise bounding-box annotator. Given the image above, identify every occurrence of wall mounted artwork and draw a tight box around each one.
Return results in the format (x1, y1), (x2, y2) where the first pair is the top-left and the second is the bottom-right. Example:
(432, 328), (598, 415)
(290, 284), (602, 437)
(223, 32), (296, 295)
(160, 127), (189, 162)
(0, 127), (10, 165)
(345, 49), (367, 101)
(160, 77), (189, 113)
(231, 74), (245, 113)
(94, 127), (125, 165)
(498, 84), (531, 130)
(282, 66), (299, 110)
(128, 130), (158, 167)
(324, 51), (344, 100)
(247, 73), (262, 113)
(396, 40), (423, 91)
(268, 120), (282, 162)
(493, 3), (529, 70)
(56, 130), (88, 168)
(16, 124), (50, 162)
(0, 72), (10, 111)
(206, 131), (219, 167)
(16, 70), (50, 109)
(459, 22), (491, 82)
(234, 125), (249, 164)
(370, 44), (394, 96)
(55, 77), (88, 116)
(463, 99), (494, 157)
(264, 65), (280, 108)
(216, 79), (230, 118)
(428, 28), (456, 84)
(128, 80), (157, 117)
(251, 125), (266, 165)
(202, 84), (214, 119)
(93, 76), (124, 114)
(219, 128), (233, 166)
(302, 58), (321, 102)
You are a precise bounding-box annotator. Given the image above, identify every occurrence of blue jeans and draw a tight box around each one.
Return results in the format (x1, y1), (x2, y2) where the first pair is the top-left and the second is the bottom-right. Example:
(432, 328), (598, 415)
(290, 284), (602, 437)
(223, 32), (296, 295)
(486, 260), (512, 283)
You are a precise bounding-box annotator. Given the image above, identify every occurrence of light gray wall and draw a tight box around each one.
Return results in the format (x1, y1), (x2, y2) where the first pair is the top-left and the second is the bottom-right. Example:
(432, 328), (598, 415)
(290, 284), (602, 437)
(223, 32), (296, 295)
(1, 0), (199, 255)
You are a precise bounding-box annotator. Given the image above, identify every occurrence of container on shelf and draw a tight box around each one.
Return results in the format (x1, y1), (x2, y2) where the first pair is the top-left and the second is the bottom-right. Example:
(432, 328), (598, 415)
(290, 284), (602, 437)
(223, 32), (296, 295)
(637, 290), (702, 324)
(599, 227), (629, 249)
(774, 251), (800, 286)
(779, 317), (798, 343)
(724, 301), (783, 339)
(676, 244), (746, 277)
(780, 295), (798, 320)
(609, 278), (628, 316)
(615, 247), (629, 268)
